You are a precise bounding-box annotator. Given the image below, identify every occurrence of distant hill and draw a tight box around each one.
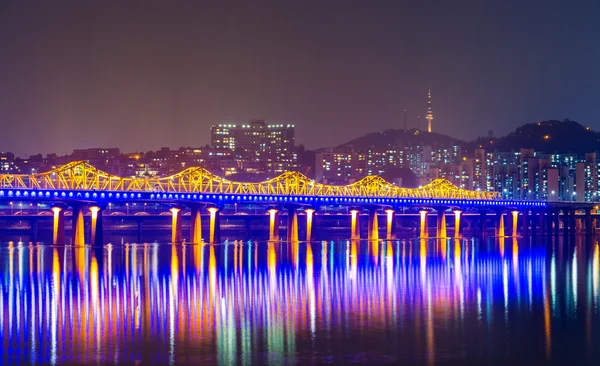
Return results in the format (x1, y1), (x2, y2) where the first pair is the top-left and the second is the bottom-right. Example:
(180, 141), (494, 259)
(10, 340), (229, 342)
(333, 120), (600, 155)
(337, 128), (463, 149)
(469, 120), (600, 155)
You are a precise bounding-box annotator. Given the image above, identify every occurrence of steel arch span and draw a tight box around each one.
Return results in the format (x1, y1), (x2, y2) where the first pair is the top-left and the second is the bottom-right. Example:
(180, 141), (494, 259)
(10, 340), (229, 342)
(0, 161), (500, 200)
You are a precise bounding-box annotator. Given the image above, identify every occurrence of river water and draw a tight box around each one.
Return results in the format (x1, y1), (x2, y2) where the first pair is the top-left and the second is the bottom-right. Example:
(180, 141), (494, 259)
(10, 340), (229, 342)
(1, 236), (600, 365)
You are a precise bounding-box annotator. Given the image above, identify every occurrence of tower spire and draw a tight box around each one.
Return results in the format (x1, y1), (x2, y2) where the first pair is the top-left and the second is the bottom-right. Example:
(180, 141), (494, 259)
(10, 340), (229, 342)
(425, 85), (434, 133)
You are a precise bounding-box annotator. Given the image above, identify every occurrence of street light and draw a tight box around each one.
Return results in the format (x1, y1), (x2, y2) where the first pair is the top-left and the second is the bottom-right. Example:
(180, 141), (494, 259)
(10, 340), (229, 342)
(551, 190), (555, 202)
(9, 202), (13, 214)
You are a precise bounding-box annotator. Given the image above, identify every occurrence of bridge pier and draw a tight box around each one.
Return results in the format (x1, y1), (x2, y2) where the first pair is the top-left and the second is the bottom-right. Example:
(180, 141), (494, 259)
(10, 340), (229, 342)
(495, 211), (505, 237)
(286, 207), (299, 242)
(419, 210), (428, 238)
(189, 205), (203, 244)
(351, 208), (361, 240)
(90, 205), (104, 247)
(479, 212), (487, 237)
(305, 208), (314, 242)
(268, 208), (279, 241)
(71, 203), (85, 246)
(511, 210), (519, 237)
(436, 210), (447, 238)
(522, 211), (530, 237)
(170, 206), (183, 243)
(453, 210), (462, 238)
(208, 206), (221, 243)
(585, 209), (592, 236)
(51, 205), (65, 245)
(368, 208), (379, 241)
(137, 220), (143, 243)
(385, 209), (395, 240)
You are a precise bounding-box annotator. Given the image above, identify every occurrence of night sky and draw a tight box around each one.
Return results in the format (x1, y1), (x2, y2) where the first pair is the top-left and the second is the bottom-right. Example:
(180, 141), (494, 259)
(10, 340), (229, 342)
(1, 1), (599, 157)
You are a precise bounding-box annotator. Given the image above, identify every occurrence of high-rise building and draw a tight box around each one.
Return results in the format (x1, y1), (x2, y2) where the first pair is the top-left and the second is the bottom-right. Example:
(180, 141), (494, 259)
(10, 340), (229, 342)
(210, 120), (297, 174)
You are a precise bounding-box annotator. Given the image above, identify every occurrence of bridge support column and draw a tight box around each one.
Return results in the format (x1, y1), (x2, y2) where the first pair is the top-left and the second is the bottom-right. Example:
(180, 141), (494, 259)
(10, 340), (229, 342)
(568, 211), (576, 236)
(52, 205), (65, 245)
(368, 208), (379, 241)
(522, 211), (530, 237)
(479, 212), (487, 237)
(453, 210), (462, 238)
(585, 209), (592, 236)
(31, 219), (38, 243)
(495, 211), (505, 237)
(511, 211), (519, 237)
(552, 211), (560, 236)
(208, 206), (221, 244)
(137, 220), (143, 243)
(189, 205), (203, 244)
(268, 208), (279, 241)
(419, 210), (428, 238)
(531, 212), (538, 237)
(71, 203), (85, 246)
(436, 210), (447, 238)
(545, 212), (552, 235)
(562, 211), (569, 236)
(351, 209), (361, 240)
(385, 209), (395, 240)
(90, 205), (104, 247)
(592, 217), (597, 235)
(170, 206), (183, 243)
(286, 207), (299, 242)
(305, 208), (314, 242)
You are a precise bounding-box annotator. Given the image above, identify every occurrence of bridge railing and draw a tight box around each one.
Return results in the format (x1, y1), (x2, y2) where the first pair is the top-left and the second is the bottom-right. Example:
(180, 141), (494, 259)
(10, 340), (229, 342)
(0, 161), (501, 200)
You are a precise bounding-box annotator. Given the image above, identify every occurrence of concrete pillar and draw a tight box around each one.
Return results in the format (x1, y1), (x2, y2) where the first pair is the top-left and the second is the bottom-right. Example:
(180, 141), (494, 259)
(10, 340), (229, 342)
(545, 212), (553, 235)
(368, 208), (379, 241)
(522, 211), (529, 237)
(592, 217), (597, 235)
(189, 205), (203, 243)
(286, 207), (299, 242)
(553, 211), (560, 236)
(495, 211), (505, 237)
(585, 210), (592, 236)
(137, 220), (143, 243)
(51, 205), (65, 245)
(576, 216), (583, 235)
(351, 209), (361, 240)
(208, 206), (221, 244)
(562, 211), (569, 236)
(531, 212), (537, 237)
(385, 209), (395, 240)
(419, 210), (428, 238)
(569, 211), (576, 236)
(436, 210), (447, 238)
(305, 208), (315, 242)
(511, 210), (519, 237)
(90, 205), (104, 247)
(479, 212), (487, 237)
(268, 208), (279, 241)
(453, 210), (462, 239)
(71, 203), (85, 246)
(245, 218), (252, 241)
(31, 219), (38, 243)
(170, 206), (183, 243)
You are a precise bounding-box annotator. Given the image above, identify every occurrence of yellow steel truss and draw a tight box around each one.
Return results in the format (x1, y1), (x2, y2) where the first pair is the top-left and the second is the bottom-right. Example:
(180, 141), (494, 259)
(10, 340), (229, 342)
(0, 161), (500, 200)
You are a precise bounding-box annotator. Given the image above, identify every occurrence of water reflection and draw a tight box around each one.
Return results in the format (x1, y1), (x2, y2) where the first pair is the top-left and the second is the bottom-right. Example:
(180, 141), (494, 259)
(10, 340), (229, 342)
(1, 237), (600, 364)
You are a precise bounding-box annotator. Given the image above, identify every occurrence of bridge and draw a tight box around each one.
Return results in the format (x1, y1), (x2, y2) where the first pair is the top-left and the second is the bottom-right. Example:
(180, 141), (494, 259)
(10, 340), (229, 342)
(0, 161), (592, 245)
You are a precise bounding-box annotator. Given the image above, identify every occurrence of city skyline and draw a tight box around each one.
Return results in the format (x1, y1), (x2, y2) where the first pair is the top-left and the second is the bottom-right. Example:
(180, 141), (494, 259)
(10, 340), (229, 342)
(1, 1), (599, 156)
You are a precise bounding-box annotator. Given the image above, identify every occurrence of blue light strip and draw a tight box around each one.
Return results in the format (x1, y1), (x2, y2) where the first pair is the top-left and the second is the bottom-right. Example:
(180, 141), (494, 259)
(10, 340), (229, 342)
(0, 188), (550, 208)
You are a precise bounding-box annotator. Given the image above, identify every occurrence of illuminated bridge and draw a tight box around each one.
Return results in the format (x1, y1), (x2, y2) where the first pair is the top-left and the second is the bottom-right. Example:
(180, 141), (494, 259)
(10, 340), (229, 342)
(0, 161), (591, 246)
